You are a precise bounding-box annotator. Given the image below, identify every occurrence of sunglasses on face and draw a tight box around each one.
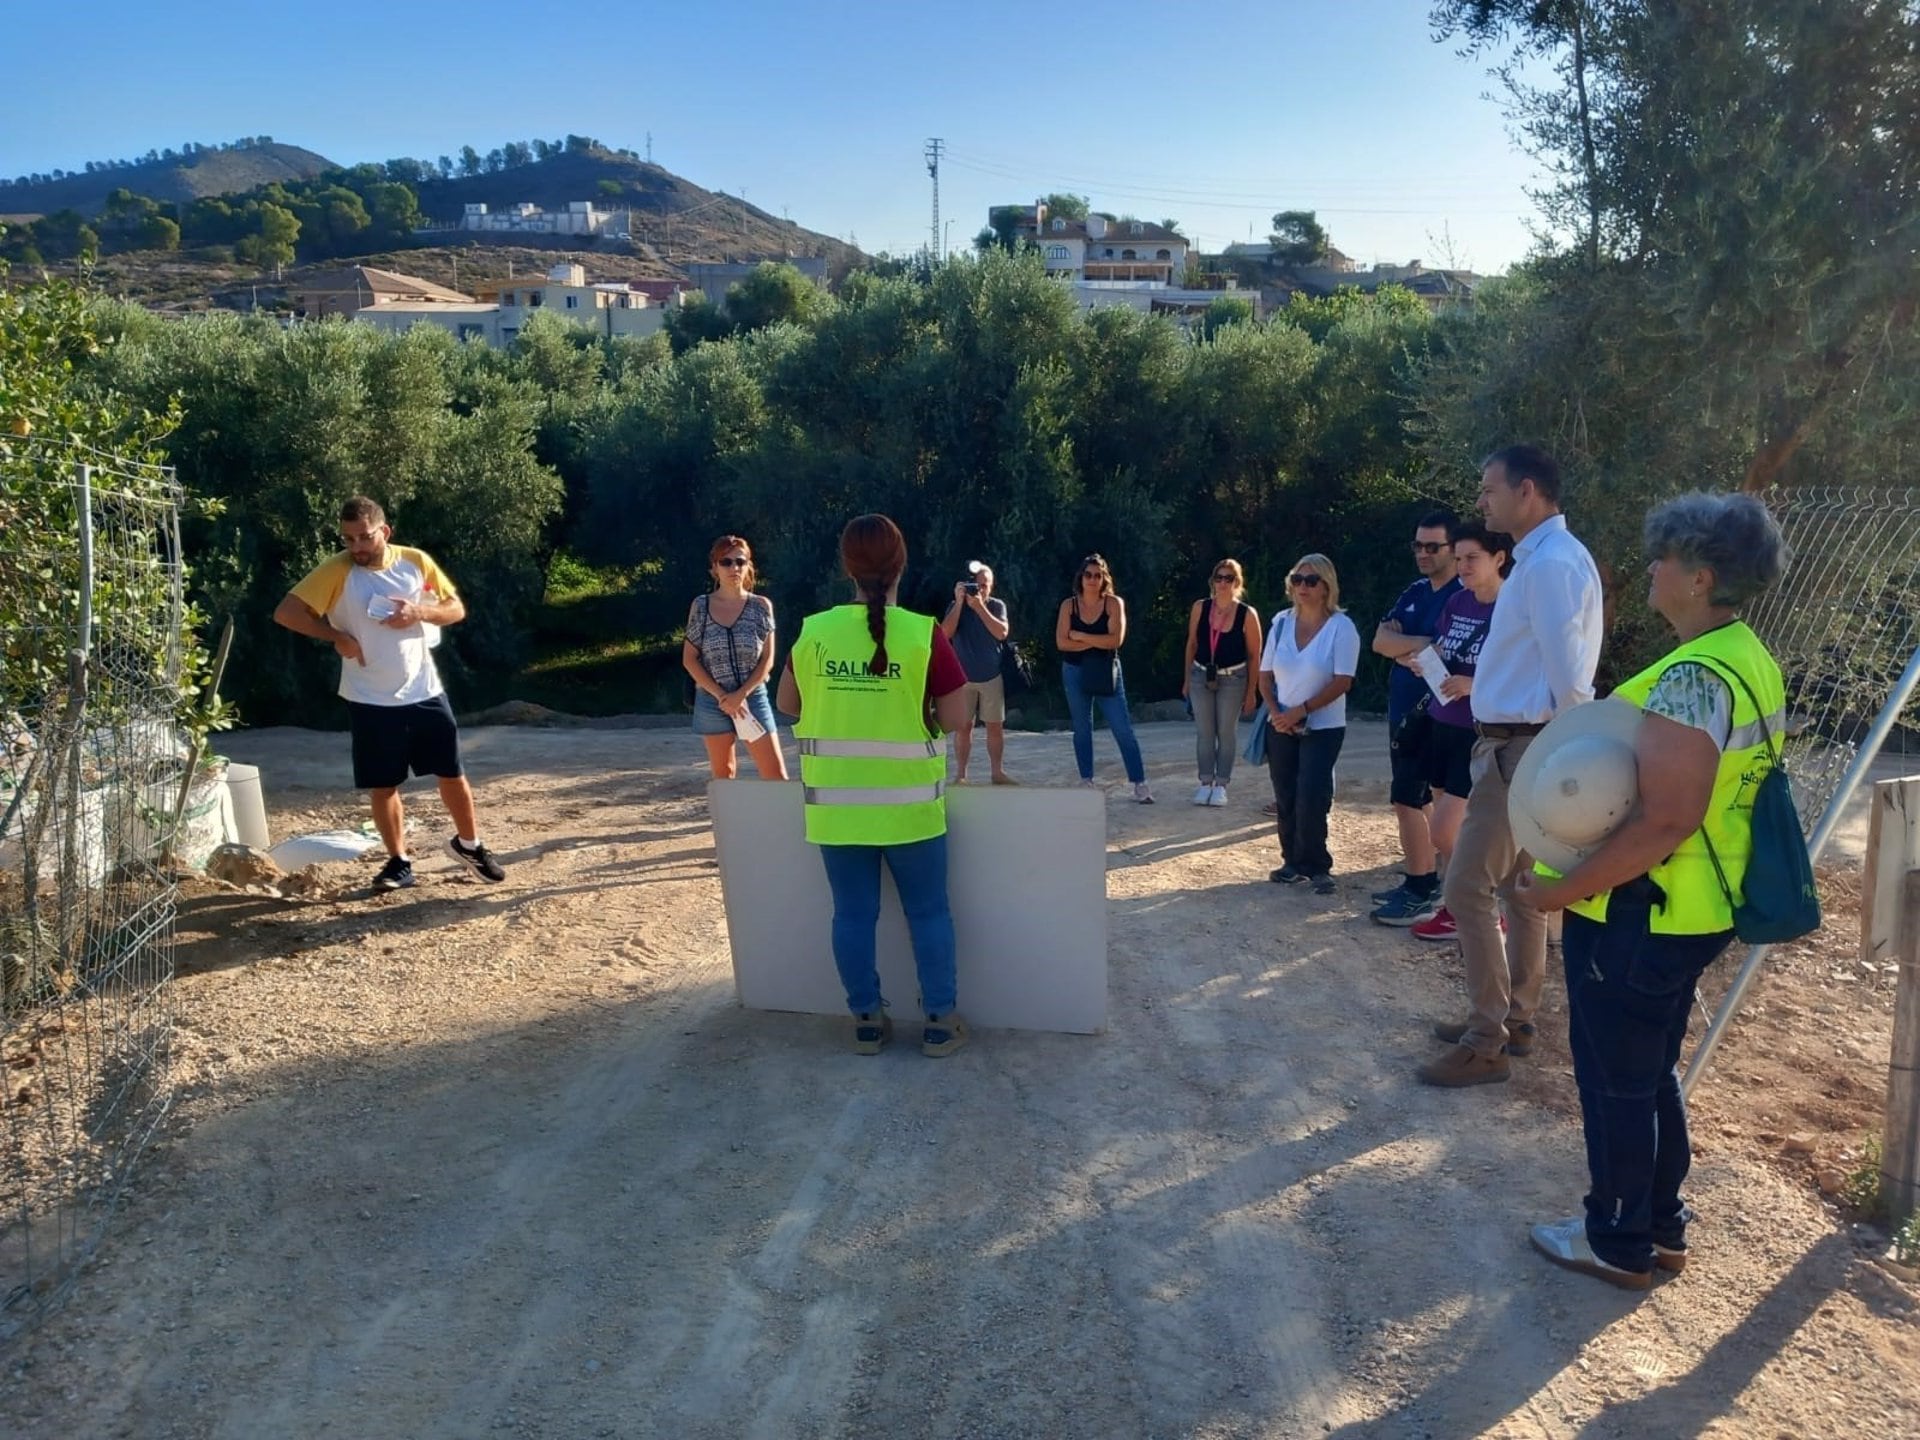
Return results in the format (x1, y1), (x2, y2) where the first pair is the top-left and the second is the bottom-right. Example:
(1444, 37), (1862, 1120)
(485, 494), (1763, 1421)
(1410, 541), (1446, 555)
(1081, 569), (1104, 579)
(1212, 572), (1236, 583)
(1288, 573), (1323, 587)
(716, 557), (750, 568)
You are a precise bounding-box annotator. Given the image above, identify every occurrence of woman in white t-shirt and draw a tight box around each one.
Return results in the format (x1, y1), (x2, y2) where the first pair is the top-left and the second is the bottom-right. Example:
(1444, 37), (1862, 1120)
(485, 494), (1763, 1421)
(1257, 553), (1361, 894)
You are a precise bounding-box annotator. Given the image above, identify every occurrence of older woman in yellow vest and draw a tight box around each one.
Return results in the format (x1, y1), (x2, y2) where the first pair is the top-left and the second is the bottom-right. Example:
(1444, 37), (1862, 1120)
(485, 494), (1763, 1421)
(777, 515), (974, 1057)
(1516, 492), (1789, 1290)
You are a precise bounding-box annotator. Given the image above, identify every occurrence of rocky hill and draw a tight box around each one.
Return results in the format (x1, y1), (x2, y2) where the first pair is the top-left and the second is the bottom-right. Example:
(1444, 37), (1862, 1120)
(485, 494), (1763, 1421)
(0, 143), (336, 218)
(5, 140), (862, 301)
(409, 150), (855, 270)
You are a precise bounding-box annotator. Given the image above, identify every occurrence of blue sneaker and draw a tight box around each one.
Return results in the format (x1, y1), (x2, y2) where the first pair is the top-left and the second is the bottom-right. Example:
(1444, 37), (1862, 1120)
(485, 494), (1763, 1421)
(1372, 888), (1440, 926)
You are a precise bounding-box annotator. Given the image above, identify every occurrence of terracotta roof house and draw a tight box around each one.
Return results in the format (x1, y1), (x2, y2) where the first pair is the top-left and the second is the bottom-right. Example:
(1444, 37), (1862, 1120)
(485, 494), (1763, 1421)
(292, 265), (475, 319)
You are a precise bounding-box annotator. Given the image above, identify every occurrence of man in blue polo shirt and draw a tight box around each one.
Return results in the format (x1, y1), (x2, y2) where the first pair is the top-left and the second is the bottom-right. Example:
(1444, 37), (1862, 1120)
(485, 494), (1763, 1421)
(1370, 509), (1460, 924)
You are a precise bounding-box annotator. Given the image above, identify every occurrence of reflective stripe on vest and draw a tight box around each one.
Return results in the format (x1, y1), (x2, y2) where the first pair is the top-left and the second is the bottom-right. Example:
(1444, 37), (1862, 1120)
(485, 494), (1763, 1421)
(804, 781), (947, 806)
(1567, 620), (1785, 935)
(1725, 711), (1786, 753)
(798, 736), (949, 761)
(791, 605), (946, 847)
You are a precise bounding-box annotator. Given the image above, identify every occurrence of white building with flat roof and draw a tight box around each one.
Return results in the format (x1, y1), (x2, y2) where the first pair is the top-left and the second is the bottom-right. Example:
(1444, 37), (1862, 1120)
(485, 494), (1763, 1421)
(457, 201), (625, 237)
(356, 264), (668, 345)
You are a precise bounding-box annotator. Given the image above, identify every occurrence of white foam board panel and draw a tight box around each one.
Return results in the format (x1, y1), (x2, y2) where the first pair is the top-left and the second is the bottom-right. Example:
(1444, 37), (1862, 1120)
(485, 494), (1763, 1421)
(709, 781), (1107, 1033)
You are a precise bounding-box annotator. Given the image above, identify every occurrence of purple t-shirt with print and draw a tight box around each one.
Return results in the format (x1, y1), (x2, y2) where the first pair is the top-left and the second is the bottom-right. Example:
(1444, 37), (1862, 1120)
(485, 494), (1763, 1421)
(1429, 590), (1495, 729)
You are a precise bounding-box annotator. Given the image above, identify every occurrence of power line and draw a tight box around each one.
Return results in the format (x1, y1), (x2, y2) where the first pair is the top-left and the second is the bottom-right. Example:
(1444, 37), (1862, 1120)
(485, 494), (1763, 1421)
(941, 150), (1531, 216)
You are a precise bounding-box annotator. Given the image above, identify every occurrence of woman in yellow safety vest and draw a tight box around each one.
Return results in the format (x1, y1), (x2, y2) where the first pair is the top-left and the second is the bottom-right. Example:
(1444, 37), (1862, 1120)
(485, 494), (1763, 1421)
(777, 515), (974, 1057)
(1518, 491), (1790, 1291)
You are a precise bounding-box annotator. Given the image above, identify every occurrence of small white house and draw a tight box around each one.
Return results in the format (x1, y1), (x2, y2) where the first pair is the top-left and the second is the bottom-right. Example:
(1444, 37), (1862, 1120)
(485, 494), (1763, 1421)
(458, 201), (624, 237)
(356, 264), (667, 346)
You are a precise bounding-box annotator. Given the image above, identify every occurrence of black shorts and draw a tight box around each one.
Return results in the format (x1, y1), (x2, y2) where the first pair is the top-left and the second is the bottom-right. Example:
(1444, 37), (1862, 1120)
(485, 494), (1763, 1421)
(1388, 711), (1432, 809)
(348, 695), (464, 790)
(1424, 721), (1476, 800)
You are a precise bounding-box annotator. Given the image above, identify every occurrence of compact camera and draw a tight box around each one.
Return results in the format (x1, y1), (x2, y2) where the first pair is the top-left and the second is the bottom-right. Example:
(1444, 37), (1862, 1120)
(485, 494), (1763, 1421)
(963, 582), (979, 594)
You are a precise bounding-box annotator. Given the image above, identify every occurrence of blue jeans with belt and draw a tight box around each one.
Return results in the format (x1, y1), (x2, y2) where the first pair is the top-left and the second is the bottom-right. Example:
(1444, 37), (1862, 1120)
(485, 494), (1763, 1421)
(818, 835), (957, 1016)
(1562, 887), (1734, 1272)
(1061, 659), (1146, 784)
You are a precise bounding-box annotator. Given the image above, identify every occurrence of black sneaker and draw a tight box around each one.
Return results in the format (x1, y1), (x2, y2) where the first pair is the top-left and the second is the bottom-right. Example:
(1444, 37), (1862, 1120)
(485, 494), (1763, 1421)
(371, 855), (415, 893)
(1310, 873), (1337, 895)
(1270, 865), (1308, 885)
(446, 836), (507, 882)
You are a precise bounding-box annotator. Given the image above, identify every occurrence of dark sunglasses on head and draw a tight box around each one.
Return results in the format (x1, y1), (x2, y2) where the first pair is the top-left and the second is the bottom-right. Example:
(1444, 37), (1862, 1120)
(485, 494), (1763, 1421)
(1409, 541), (1447, 555)
(716, 557), (750, 568)
(1288, 573), (1323, 587)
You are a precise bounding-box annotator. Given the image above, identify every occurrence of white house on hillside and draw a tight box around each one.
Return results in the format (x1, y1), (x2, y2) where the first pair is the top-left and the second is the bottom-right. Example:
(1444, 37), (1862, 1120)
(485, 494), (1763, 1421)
(1010, 205), (1190, 286)
(991, 201), (1242, 319)
(354, 262), (669, 346)
(456, 201), (626, 237)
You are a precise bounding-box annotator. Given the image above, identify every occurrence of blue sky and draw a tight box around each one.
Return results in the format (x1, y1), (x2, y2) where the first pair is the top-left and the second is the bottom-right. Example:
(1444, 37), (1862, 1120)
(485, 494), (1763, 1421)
(1, 0), (1549, 272)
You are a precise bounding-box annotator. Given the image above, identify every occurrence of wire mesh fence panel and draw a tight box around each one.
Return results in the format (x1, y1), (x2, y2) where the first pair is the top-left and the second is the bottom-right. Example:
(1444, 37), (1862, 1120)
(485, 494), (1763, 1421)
(1741, 486), (1920, 831)
(1679, 486), (1920, 1096)
(1, 442), (185, 1340)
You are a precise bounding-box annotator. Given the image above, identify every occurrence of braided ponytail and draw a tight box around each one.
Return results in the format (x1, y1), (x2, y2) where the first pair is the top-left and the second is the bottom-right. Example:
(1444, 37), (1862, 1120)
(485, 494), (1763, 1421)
(862, 584), (890, 676)
(838, 513), (908, 677)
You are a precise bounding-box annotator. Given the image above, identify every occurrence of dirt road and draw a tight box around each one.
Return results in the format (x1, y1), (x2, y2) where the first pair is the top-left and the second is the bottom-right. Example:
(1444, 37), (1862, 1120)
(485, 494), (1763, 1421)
(3, 720), (1915, 1439)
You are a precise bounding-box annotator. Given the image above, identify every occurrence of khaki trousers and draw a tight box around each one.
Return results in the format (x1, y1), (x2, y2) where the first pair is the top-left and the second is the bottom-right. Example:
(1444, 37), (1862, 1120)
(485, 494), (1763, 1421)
(1440, 733), (1549, 1057)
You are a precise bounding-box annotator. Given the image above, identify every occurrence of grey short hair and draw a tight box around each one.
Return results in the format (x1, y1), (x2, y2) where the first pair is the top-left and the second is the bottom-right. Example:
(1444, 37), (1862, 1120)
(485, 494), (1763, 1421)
(1642, 492), (1789, 607)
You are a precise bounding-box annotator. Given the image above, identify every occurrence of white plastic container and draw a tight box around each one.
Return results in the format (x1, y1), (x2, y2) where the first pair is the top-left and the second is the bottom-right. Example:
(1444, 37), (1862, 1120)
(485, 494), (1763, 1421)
(224, 763), (270, 851)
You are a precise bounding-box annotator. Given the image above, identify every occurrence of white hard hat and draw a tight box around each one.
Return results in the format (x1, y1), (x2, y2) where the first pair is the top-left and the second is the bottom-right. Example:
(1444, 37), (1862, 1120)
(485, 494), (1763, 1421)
(1507, 698), (1642, 873)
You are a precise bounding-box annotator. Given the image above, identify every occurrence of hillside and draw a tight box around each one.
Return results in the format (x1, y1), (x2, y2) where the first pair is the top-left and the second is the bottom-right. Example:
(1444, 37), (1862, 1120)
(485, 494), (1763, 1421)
(410, 150), (857, 270)
(6, 141), (863, 301)
(83, 242), (703, 312)
(0, 143), (336, 218)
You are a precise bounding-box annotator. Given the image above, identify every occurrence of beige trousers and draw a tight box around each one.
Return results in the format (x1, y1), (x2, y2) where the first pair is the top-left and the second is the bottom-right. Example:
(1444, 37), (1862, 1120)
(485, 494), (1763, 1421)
(1440, 733), (1549, 1057)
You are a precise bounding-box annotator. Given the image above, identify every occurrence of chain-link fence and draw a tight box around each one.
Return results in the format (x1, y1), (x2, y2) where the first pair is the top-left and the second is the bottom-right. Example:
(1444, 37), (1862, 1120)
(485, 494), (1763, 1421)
(1743, 485), (1920, 821)
(1685, 485), (1920, 1094)
(1, 444), (185, 1338)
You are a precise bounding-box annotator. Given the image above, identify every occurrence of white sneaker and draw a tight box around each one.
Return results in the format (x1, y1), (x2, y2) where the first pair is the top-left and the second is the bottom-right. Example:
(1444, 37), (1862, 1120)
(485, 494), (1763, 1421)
(1191, 784), (1213, 806)
(1133, 782), (1154, 804)
(1528, 1217), (1653, 1291)
(1207, 785), (1228, 806)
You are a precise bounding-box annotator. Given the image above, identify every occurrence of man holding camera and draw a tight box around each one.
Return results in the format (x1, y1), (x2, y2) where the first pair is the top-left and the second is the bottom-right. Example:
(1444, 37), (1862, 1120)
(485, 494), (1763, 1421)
(940, 562), (1015, 785)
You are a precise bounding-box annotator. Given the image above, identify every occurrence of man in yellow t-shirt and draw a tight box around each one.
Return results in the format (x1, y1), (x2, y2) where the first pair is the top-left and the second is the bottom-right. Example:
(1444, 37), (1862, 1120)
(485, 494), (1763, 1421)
(273, 495), (506, 893)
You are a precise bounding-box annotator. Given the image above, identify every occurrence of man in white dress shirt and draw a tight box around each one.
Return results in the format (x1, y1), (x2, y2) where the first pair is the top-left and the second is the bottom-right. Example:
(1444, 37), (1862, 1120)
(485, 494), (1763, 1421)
(1418, 445), (1602, 1087)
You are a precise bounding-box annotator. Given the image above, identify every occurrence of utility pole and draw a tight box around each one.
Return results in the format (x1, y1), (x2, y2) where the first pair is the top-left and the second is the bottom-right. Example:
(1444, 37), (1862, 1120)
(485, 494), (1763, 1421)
(924, 137), (944, 261)
(646, 132), (653, 165)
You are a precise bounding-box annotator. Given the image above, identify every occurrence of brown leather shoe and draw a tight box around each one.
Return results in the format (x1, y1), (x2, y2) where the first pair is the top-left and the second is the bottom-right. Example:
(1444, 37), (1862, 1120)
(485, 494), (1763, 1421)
(1431, 1019), (1536, 1057)
(1416, 1044), (1511, 1087)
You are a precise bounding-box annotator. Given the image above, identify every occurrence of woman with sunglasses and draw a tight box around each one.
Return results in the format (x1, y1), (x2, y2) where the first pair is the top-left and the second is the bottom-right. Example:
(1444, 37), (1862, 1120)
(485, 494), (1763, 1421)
(1181, 559), (1264, 806)
(683, 535), (788, 781)
(1257, 554), (1361, 893)
(1055, 553), (1152, 802)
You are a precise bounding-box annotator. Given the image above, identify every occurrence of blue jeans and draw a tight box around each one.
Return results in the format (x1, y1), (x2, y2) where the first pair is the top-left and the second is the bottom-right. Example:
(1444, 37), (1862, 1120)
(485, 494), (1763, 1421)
(818, 835), (957, 1016)
(1062, 660), (1145, 783)
(1562, 890), (1734, 1273)
(692, 683), (778, 738)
